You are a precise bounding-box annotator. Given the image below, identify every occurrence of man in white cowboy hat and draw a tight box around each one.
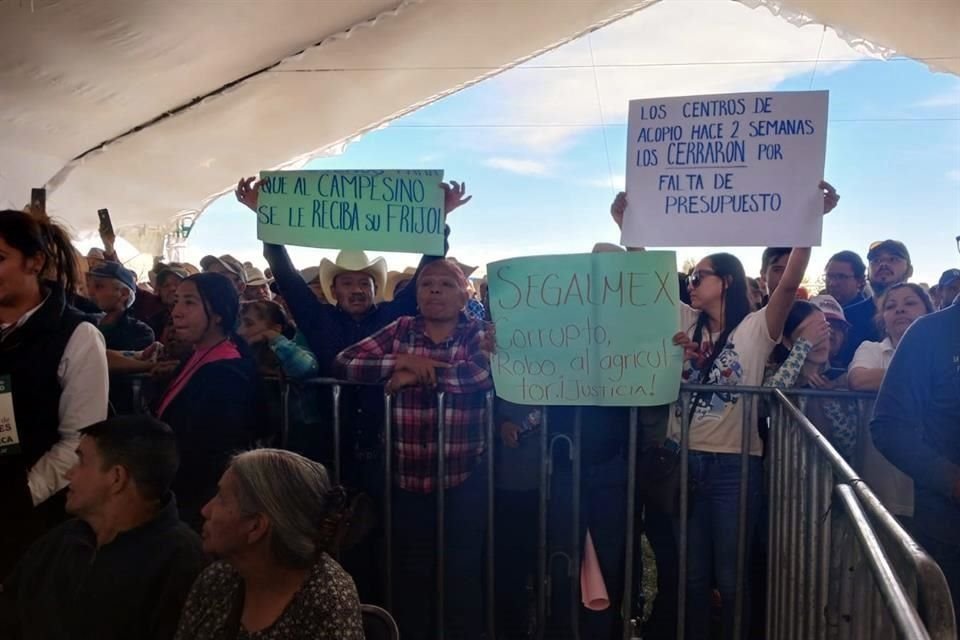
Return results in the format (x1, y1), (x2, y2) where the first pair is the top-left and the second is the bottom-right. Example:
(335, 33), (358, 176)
(242, 265), (272, 302)
(317, 251), (388, 319)
(234, 175), (471, 604)
(234, 176), (471, 376)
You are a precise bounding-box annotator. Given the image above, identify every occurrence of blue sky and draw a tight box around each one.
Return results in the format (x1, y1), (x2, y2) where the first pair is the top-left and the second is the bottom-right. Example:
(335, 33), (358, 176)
(185, 0), (960, 286)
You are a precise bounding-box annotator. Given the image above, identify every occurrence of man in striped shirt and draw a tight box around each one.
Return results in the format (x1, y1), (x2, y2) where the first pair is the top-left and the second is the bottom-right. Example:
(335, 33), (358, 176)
(336, 258), (491, 640)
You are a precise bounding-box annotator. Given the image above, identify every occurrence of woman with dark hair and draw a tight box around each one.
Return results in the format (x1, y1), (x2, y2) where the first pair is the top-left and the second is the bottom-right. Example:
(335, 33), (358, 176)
(610, 180), (838, 640)
(676, 247), (812, 640)
(175, 449), (363, 640)
(849, 282), (935, 523)
(766, 301), (832, 381)
(764, 300), (859, 458)
(0, 209), (109, 576)
(848, 283), (934, 392)
(336, 258), (493, 639)
(155, 272), (258, 529)
(238, 300), (318, 380)
(238, 300), (321, 452)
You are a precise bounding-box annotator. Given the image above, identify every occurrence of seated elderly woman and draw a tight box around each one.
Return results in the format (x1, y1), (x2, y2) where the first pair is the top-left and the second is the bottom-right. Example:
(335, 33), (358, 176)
(174, 449), (363, 640)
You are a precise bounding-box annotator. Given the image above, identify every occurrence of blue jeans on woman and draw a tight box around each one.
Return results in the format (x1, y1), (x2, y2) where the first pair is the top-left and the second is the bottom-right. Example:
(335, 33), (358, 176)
(678, 452), (763, 640)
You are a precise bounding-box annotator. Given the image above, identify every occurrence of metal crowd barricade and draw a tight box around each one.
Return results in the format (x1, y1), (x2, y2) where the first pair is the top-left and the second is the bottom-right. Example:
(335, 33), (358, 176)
(116, 374), (956, 639)
(674, 383), (954, 640)
(767, 387), (956, 640)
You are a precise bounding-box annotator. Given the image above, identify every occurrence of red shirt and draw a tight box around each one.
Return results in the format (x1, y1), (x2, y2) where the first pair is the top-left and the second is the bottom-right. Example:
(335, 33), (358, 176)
(335, 315), (492, 493)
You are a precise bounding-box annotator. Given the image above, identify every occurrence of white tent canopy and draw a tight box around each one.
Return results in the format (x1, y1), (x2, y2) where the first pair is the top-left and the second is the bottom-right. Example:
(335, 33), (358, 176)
(1, 0), (957, 252)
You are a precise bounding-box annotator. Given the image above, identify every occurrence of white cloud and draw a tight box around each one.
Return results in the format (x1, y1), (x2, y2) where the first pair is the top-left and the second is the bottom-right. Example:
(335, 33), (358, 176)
(915, 88), (960, 109)
(417, 153), (443, 163)
(582, 174), (626, 190)
(460, 0), (868, 152)
(948, 169), (960, 182)
(483, 157), (550, 176)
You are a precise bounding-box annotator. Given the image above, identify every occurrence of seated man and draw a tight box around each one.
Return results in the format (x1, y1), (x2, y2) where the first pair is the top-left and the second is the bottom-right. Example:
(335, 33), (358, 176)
(1, 415), (207, 640)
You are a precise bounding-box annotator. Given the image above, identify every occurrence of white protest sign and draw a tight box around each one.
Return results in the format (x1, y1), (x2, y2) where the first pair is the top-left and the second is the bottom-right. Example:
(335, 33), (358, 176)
(622, 91), (828, 247)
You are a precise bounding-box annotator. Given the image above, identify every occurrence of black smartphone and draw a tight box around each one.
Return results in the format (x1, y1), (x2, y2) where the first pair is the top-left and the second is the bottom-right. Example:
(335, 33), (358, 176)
(97, 208), (114, 238)
(823, 367), (847, 381)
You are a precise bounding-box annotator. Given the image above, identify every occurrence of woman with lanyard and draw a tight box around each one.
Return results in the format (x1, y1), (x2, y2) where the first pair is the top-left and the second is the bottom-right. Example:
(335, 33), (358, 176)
(610, 181), (839, 640)
(0, 209), (108, 577)
(156, 272), (258, 530)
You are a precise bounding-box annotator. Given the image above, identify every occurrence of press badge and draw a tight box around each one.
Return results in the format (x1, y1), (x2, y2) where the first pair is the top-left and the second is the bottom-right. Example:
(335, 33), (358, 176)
(0, 375), (21, 457)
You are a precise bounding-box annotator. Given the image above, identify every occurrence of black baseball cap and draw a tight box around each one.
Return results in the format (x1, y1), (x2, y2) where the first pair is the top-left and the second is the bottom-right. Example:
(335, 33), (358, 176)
(938, 268), (960, 288)
(867, 240), (910, 264)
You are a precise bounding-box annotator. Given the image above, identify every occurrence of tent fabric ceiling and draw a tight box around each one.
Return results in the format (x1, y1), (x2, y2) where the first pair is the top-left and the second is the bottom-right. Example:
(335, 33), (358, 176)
(739, 0), (960, 71)
(0, 0), (652, 240)
(1, 0), (957, 243)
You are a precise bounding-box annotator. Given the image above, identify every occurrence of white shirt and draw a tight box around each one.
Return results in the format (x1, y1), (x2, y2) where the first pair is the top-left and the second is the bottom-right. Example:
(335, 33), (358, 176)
(667, 305), (777, 456)
(850, 336), (913, 517)
(850, 337), (896, 371)
(2, 299), (109, 505)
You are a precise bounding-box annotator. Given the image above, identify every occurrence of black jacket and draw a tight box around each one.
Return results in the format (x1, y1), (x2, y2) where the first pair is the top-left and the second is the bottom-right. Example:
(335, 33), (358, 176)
(0, 285), (88, 577)
(546, 406), (631, 466)
(872, 304), (960, 544)
(157, 356), (259, 529)
(99, 311), (155, 351)
(1, 495), (207, 640)
(263, 237), (447, 473)
(837, 295), (880, 367)
(263, 235), (447, 375)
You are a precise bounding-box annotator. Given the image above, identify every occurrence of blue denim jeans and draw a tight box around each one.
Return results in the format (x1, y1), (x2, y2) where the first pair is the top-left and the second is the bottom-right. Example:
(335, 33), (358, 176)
(678, 452), (763, 640)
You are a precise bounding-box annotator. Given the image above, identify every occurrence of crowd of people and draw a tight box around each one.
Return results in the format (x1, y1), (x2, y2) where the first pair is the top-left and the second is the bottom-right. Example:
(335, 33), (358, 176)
(0, 176), (957, 640)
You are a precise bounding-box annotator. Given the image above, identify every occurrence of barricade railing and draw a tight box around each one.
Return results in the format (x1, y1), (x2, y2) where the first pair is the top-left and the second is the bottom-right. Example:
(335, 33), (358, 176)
(768, 387), (956, 640)
(117, 375), (955, 639)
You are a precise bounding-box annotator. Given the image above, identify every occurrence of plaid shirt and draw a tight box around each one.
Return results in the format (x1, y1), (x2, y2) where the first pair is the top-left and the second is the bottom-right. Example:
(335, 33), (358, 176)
(335, 314), (492, 493)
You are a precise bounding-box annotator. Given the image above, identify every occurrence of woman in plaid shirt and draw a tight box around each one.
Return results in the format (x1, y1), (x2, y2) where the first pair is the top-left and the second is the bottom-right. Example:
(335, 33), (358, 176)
(336, 258), (492, 640)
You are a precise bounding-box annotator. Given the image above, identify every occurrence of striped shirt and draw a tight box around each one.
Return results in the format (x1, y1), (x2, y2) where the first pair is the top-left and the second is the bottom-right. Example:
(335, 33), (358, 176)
(335, 314), (491, 493)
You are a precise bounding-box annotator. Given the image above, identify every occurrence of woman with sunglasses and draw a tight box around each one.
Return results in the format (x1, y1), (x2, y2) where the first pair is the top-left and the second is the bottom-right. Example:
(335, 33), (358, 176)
(610, 180), (839, 640)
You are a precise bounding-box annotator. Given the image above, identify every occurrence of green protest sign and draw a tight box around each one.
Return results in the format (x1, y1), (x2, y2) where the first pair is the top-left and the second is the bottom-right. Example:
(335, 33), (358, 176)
(488, 251), (682, 406)
(256, 170), (445, 254)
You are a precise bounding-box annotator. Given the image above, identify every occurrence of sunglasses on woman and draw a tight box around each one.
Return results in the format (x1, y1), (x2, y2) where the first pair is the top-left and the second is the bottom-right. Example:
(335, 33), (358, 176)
(689, 270), (717, 288)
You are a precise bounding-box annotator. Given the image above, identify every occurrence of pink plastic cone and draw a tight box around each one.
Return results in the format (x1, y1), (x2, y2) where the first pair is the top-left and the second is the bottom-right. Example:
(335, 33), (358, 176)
(581, 530), (609, 611)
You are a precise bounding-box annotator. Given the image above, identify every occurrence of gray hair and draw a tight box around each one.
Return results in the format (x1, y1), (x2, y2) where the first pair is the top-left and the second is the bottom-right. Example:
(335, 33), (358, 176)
(229, 448), (333, 568)
(122, 283), (137, 310)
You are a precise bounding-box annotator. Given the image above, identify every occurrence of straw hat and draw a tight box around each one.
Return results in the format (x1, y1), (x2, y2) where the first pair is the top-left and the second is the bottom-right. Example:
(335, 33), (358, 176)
(592, 242), (625, 253)
(383, 267), (418, 301)
(318, 250), (388, 305)
(447, 257), (478, 278)
(244, 266), (268, 287)
(200, 254), (248, 283)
